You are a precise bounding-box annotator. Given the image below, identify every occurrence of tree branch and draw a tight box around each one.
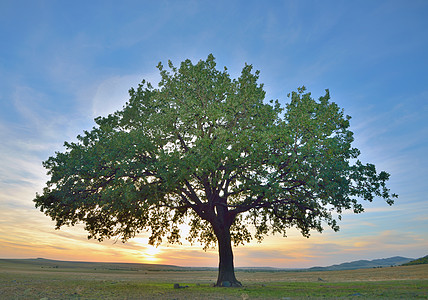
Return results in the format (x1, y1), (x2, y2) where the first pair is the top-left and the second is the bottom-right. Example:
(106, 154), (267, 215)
(176, 132), (190, 152)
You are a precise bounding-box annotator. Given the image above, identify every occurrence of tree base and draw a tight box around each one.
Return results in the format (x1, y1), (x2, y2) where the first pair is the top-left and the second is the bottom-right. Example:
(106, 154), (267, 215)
(215, 280), (242, 287)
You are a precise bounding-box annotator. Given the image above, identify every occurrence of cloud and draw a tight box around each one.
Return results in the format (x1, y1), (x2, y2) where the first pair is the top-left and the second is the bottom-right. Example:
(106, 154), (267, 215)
(91, 72), (160, 118)
(0, 70), (165, 264)
(0, 84), (77, 202)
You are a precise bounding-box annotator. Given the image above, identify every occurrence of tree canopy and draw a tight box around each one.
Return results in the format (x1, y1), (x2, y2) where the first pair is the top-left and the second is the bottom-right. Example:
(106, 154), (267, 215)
(34, 54), (397, 286)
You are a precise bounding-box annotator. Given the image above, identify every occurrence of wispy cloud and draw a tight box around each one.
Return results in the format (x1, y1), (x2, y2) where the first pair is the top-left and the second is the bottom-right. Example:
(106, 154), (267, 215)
(91, 73), (160, 118)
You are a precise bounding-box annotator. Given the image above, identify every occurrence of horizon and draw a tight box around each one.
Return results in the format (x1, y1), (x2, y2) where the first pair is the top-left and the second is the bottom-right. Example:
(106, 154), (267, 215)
(1, 1), (427, 269)
(1, 255), (417, 269)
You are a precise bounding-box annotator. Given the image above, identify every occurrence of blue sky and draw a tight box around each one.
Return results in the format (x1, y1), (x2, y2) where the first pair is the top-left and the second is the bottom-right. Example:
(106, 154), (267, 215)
(0, 0), (427, 267)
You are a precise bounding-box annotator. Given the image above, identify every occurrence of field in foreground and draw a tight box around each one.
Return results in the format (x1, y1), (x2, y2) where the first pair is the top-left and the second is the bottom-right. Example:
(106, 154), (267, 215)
(0, 259), (427, 299)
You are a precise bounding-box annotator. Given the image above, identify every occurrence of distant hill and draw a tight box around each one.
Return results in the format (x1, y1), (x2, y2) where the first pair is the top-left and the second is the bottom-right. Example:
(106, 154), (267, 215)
(0, 258), (187, 271)
(308, 256), (414, 271)
(402, 255), (428, 266)
(1, 256), (418, 272)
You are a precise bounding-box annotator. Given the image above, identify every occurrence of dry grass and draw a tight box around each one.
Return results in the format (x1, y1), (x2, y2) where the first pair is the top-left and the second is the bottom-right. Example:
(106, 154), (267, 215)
(1, 259), (427, 299)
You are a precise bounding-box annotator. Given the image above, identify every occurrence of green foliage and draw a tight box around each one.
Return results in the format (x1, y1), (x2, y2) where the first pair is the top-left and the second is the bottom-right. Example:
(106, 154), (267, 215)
(34, 54), (397, 249)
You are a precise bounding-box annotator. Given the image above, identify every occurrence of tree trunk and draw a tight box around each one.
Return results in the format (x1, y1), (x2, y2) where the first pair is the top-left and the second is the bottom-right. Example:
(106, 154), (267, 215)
(214, 226), (242, 287)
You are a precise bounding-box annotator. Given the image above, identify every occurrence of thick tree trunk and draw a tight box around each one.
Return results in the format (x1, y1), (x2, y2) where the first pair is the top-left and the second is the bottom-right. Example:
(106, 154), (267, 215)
(214, 226), (242, 287)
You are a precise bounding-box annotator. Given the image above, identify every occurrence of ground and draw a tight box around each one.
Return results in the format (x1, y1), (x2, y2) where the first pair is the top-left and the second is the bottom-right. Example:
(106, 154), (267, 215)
(0, 259), (427, 299)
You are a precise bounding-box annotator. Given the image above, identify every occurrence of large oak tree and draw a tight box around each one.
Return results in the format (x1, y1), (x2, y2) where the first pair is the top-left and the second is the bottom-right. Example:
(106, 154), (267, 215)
(35, 55), (397, 286)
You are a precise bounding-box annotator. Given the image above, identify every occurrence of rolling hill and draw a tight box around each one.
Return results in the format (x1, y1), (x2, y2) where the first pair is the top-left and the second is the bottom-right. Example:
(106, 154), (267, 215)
(402, 255), (428, 266)
(0, 258), (186, 272)
(308, 256), (414, 271)
(0, 256), (418, 272)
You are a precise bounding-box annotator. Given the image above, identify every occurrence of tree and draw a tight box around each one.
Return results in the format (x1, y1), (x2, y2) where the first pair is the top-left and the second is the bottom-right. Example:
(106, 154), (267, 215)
(34, 54), (397, 287)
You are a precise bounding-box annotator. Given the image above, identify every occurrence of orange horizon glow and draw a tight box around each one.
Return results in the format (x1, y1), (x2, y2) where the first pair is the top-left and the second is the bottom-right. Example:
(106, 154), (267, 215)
(2, 208), (424, 269)
(1, 179), (426, 269)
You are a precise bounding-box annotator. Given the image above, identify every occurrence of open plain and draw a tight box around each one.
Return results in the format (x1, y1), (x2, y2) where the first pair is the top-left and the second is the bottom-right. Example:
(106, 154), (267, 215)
(0, 259), (427, 299)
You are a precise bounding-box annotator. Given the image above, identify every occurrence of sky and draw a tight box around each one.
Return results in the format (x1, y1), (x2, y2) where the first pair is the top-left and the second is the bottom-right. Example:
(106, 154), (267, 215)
(0, 0), (427, 268)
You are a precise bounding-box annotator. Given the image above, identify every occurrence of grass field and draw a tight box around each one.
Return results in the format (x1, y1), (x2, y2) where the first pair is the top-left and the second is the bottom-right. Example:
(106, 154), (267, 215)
(1, 259), (427, 299)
